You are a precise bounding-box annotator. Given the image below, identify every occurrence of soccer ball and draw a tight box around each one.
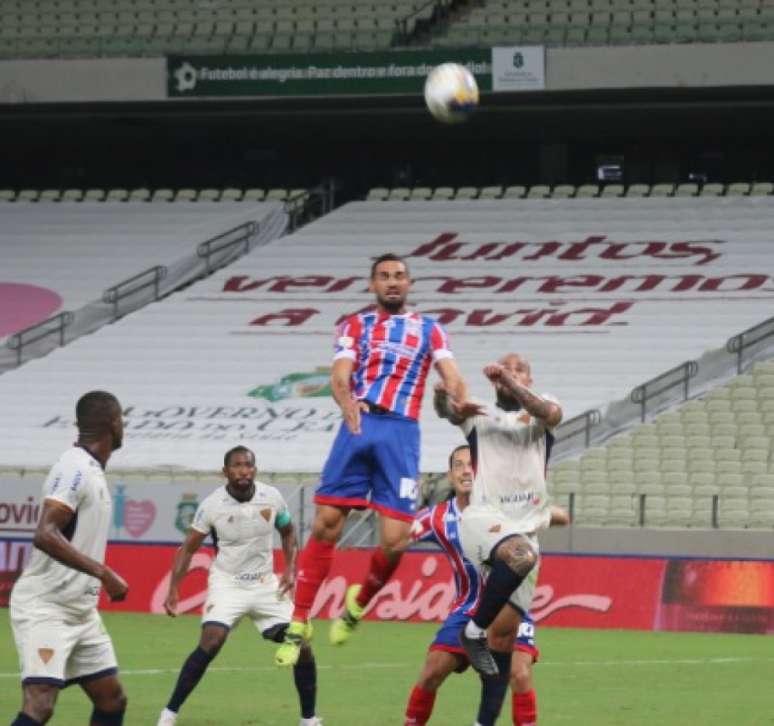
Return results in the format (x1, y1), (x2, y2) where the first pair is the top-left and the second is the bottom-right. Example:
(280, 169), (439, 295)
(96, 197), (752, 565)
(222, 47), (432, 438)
(424, 63), (480, 124)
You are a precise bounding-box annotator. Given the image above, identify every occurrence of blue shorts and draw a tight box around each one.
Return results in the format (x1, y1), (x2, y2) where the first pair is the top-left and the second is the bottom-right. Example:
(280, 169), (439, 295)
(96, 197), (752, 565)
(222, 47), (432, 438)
(315, 411), (420, 522)
(429, 608), (539, 662)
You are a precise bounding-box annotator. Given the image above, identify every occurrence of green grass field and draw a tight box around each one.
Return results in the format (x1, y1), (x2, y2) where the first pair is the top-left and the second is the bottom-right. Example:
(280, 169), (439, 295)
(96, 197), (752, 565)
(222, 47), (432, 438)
(1, 610), (772, 725)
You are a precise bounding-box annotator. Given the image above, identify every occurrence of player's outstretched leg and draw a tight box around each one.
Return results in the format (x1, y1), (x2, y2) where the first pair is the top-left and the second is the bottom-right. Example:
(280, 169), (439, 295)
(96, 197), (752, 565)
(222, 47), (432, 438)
(276, 506), (344, 667)
(460, 535), (537, 675)
(404, 650), (461, 726)
(157, 625), (227, 725)
(329, 516), (409, 645)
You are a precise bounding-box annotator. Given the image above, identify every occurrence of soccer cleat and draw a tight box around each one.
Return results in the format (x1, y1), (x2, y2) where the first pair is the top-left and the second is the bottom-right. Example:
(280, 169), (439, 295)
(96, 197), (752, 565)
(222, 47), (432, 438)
(329, 584), (365, 645)
(458, 629), (498, 677)
(275, 620), (313, 668)
(156, 708), (178, 726)
(299, 717), (324, 726)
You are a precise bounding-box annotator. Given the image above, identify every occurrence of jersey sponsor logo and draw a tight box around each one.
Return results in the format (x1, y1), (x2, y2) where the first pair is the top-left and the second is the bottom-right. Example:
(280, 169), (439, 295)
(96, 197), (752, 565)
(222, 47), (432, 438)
(496, 491), (540, 505)
(374, 341), (420, 359)
(37, 648), (54, 664)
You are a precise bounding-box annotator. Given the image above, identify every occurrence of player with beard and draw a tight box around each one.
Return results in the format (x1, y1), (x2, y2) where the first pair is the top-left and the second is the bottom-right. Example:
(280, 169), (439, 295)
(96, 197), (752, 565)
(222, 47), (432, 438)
(157, 447), (321, 726)
(404, 444), (568, 726)
(8, 391), (129, 726)
(434, 354), (563, 726)
(276, 253), (481, 667)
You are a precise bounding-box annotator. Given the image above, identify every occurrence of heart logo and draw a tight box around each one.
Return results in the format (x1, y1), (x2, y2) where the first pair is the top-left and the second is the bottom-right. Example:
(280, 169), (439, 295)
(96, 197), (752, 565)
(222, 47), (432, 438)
(38, 648), (54, 664)
(123, 500), (156, 537)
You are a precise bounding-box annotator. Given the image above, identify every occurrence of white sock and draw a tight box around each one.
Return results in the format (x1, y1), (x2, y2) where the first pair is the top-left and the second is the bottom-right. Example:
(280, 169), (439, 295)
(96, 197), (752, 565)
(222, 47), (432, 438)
(160, 708), (177, 720)
(464, 620), (485, 638)
(300, 718), (319, 725)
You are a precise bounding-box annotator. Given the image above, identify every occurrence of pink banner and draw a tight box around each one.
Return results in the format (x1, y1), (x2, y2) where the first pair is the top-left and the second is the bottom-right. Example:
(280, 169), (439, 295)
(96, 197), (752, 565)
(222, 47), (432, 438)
(2, 539), (772, 633)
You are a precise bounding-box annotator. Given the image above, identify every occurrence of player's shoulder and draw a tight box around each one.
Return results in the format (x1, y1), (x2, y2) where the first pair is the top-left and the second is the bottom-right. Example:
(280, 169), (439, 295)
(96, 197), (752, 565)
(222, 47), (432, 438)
(53, 446), (102, 476)
(253, 480), (284, 502)
(200, 484), (228, 508)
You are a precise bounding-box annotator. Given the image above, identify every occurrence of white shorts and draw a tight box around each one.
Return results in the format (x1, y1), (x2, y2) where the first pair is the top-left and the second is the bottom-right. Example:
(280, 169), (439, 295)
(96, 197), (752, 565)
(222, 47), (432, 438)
(203, 573), (292, 636)
(460, 504), (540, 615)
(10, 607), (117, 687)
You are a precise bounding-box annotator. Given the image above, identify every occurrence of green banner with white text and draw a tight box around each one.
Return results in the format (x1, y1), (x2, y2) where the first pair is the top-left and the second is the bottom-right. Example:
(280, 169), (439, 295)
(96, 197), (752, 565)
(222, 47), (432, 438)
(167, 49), (493, 98)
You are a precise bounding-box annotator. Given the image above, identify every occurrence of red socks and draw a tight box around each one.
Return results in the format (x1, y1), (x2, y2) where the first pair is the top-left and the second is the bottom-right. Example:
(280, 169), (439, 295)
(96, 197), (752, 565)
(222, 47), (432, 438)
(355, 547), (401, 609)
(513, 689), (537, 725)
(405, 685), (436, 725)
(292, 537), (335, 621)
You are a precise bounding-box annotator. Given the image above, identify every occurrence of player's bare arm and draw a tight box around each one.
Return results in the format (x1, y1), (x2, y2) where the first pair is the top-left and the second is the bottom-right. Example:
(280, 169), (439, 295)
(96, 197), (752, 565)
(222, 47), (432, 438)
(484, 364), (563, 427)
(277, 522), (298, 596)
(34, 499), (128, 601)
(330, 357), (368, 435)
(433, 383), (468, 425)
(164, 528), (207, 616)
(435, 357), (485, 419)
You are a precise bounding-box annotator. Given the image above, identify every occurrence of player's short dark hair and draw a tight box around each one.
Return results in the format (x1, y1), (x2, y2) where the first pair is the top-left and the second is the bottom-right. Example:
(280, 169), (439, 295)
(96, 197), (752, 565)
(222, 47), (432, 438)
(448, 444), (470, 470)
(224, 445), (256, 467)
(75, 391), (120, 430)
(370, 253), (409, 279)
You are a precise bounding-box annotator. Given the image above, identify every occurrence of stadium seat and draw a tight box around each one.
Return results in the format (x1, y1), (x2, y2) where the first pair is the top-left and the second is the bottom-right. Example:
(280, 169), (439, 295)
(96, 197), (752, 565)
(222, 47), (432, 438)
(409, 187), (432, 200)
(700, 183), (724, 196)
(552, 184), (576, 198)
(675, 183), (698, 197)
(367, 187), (389, 201)
(576, 184), (600, 198)
(527, 184), (551, 199)
(0, 189), (15, 202)
(726, 182), (751, 196)
(173, 188), (197, 202)
(242, 188), (266, 201)
(479, 185), (504, 199)
(650, 183), (675, 197)
(626, 183), (650, 197)
(198, 188), (222, 202)
(750, 182), (774, 195)
(503, 185), (526, 199)
(454, 186), (478, 199)
(128, 188), (151, 202)
(388, 187), (410, 201)
(431, 187), (454, 200)
(105, 189), (129, 202)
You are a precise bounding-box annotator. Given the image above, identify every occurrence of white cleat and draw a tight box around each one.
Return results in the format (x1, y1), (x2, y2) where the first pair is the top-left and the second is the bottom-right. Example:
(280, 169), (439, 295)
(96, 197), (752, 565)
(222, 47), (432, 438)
(156, 707), (178, 726)
(299, 717), (323, 726)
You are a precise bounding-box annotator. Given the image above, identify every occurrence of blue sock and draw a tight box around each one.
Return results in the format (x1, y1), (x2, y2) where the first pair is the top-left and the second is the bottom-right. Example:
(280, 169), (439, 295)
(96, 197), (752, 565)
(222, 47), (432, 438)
(166, 647), (215, 712)
(476, 651), (511, 726)
(11, 714), (41, 726)
(473, 558), (525, 630)
(89, 709), (124, 726)
(293, 656), (317, 719)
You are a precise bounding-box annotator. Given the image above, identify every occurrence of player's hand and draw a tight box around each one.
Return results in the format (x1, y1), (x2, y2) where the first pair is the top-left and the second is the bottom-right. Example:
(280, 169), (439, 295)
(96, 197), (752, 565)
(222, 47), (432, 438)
(164, 588), (179, 617)
(549, 505), (571, 527)
(449, 398), (486, 419)
(483, 363), (505, 382)
(343, 398), (368, 435)
(278, 571), (295, 598)
(101, 567), (129, 602)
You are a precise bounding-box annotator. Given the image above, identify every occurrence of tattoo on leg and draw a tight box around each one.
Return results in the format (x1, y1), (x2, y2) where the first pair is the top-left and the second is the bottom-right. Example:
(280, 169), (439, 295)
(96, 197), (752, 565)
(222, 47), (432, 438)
(497, 537), (537, 577)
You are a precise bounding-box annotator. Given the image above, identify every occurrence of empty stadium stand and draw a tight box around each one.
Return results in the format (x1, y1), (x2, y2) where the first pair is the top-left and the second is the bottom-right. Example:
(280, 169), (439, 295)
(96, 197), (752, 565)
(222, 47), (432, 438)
(0, 194), (773, 492)
(0, 0), (442, 58)
(0, 200), (287, 369)
(549, 359), (774, 528)
(433, 0), (774, 48)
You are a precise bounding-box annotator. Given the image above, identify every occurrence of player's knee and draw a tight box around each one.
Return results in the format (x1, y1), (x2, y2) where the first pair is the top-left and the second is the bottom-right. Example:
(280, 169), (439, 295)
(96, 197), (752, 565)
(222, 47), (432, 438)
(488, 631), (514, 652)
(200, 630), (227, 655)
(418, 669), (446, 691)
(312, 507), (345, 541)
(494, 536), (537, 577)
(110, 687), (128, 714)
(510, 662), (531, 694)
(24, 689), (56, 723)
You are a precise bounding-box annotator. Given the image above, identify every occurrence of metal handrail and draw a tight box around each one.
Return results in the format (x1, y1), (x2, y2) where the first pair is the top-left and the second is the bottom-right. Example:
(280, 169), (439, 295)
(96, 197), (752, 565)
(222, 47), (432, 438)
(286, 180), (336, 233)
(398, 0), (441, 39)
(103, 265), (168, 321)
(554, 409), (601, 449)
(6, 310), (74, 367)
(726, 314), (774, 373)
(630, 360), (699, 422)
(197, 221), (257, 274)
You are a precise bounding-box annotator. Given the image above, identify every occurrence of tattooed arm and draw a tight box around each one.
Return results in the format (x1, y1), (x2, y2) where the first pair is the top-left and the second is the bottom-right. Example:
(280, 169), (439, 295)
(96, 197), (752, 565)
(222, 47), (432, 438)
(484, 364), (563, 427)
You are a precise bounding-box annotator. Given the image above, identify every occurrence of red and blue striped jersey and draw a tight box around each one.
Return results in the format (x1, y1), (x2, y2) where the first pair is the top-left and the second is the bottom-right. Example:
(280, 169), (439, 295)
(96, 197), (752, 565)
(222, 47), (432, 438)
(411, 498), (481, 615)
(333, 311), (452, 420)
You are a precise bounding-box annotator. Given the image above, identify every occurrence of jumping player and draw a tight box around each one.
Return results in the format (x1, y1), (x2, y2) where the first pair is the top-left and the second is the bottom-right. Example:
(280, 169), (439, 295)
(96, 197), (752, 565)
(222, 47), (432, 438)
(8, 391), (129, 726)
(276, 253), (480, 667)
(405, 444), (568, 726)
(157, 447), (321, 726)
(434, 353), (563, 693)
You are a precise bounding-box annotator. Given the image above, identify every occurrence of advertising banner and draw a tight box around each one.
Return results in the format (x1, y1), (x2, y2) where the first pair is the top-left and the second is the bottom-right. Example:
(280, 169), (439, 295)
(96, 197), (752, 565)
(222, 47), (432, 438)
(167, 49), (492, 98)
(491, 46), (545, 91)
(4, 539), (771, 633)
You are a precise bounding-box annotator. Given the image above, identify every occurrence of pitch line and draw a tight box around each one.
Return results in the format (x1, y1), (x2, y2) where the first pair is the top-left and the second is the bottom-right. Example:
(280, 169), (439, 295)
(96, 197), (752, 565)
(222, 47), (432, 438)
(0, 656), (771, 679)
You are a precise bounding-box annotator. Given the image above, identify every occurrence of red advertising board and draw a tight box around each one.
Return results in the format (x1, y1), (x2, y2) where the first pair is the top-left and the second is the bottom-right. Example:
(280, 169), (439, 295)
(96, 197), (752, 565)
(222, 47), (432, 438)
(2, 539), (772, 634)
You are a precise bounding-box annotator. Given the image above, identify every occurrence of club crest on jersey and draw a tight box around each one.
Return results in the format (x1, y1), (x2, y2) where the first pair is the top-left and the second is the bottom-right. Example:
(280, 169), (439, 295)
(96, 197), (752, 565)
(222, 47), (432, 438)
(38, 648), (54, 664)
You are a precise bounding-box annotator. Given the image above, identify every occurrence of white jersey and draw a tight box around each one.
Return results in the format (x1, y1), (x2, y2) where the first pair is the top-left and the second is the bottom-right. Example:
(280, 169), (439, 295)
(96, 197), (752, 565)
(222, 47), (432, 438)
(459, 395), (559, 533)
(11, 446), (112, 618)
(191, 482), (290, 586)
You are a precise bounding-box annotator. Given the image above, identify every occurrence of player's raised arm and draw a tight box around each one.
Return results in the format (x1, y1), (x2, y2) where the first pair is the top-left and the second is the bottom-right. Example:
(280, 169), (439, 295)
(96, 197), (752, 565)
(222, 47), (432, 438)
(34, 499), (128, 601)
(164, 528), (207, 616)
(484, 363), (563, 428)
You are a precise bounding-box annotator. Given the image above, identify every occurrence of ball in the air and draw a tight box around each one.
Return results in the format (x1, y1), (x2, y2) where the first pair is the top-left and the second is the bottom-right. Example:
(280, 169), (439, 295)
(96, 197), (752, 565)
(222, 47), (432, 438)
(424, 62), (480, 124)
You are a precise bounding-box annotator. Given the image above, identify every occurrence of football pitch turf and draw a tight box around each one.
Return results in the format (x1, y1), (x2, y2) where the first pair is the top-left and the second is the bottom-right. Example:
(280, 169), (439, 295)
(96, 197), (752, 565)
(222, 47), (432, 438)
(1, 610), (772, 725)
